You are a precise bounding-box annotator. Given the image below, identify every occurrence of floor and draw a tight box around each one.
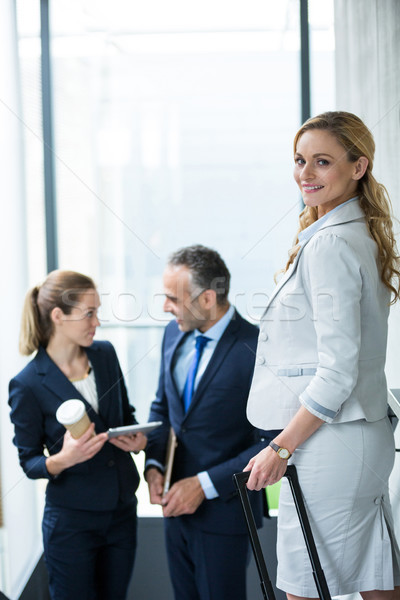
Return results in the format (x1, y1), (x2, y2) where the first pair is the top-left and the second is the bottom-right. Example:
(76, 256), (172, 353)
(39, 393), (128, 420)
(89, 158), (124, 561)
(17, 517), (285, 600)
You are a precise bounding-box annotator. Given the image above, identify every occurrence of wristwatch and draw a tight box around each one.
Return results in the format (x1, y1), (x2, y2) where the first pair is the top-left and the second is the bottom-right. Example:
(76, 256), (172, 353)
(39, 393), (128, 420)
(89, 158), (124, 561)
(269, 441), (292, 460)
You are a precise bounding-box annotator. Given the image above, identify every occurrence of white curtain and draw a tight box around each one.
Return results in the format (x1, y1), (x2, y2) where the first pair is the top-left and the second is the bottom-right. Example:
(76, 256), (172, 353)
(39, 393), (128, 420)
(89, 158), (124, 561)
(335, 0), (400, 564)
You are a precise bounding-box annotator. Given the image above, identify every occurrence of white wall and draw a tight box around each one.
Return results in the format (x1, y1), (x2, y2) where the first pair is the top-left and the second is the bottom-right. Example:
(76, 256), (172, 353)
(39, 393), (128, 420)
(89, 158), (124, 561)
(0, 1), (43, 597)
(335, 0), (400, 544)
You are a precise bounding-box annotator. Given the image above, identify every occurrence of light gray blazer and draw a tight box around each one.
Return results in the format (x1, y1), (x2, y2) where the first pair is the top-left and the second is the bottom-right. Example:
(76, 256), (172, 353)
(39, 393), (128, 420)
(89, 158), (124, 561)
(247, 201), (390, 430)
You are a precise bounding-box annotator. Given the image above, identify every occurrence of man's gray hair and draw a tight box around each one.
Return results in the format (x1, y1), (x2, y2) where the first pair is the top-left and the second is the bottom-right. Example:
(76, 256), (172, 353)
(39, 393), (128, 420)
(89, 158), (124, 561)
(168, 245), (230, 305)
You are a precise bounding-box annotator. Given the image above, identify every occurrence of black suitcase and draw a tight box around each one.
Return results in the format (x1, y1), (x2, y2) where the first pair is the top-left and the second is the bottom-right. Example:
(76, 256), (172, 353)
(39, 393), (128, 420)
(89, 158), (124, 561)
(233, 465), (331, 600)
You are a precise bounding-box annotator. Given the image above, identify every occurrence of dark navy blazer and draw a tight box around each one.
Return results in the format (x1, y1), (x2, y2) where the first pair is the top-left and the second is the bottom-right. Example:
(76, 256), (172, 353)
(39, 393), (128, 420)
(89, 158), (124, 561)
(147, 310), (276, 535)
(9, 340), (140, 511)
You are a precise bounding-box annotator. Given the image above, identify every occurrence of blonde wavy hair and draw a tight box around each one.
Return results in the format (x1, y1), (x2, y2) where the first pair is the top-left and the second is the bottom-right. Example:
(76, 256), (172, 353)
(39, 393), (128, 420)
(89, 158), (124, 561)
(19, 270), (96, 355)
(285, 111), (400, 303)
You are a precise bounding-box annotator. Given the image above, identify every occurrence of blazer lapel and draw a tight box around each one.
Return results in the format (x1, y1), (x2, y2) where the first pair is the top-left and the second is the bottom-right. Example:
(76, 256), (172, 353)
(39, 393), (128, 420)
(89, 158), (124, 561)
(260, 201), (366, 316)
(165, 329), (188, 418)
(36, 346), (105, 428)
(317, 199), (365, 229)
(37, 346), (89, 405)
(184, 312), (239, 418)
(261, 243), (306, 317)
(85, 344), (113, 425)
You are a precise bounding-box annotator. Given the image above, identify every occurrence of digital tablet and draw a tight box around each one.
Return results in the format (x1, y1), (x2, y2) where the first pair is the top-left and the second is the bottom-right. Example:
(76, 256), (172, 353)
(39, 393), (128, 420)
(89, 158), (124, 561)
(107, 421), (162, 438)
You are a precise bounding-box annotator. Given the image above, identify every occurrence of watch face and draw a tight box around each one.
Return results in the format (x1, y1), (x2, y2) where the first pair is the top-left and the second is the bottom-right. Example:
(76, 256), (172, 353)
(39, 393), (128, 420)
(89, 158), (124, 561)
(278, 448), (290, 459)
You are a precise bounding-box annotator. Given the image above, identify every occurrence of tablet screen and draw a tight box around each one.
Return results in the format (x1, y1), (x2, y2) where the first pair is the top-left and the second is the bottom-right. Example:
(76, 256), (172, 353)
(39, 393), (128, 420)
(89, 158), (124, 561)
(107, 421), (162, 438)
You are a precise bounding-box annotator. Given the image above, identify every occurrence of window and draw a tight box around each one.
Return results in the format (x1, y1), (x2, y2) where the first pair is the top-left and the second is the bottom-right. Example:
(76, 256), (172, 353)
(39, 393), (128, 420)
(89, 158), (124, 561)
(16, 0), (335, 517)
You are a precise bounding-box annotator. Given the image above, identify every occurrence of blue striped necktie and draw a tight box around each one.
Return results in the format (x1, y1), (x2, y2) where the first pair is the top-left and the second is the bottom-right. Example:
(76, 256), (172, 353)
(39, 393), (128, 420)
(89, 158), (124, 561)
(183, 335), (210, 412)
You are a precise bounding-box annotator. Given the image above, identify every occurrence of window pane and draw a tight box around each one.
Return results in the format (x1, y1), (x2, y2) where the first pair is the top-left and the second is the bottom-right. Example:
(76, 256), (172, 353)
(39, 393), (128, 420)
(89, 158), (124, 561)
(48, 1), (334, 516)
(16, 0), (47, 285)
(51, 0), (303, 335)
(309, 0), (335, 114)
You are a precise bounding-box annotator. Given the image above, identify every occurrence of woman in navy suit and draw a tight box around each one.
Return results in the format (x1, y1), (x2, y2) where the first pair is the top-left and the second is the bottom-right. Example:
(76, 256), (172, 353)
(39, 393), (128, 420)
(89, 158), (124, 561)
(245, 112), (400, 598)
(9, 270), (146, 600)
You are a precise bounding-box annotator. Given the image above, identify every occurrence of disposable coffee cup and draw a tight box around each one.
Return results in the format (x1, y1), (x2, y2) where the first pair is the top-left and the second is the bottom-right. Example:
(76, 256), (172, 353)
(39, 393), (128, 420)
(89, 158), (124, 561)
(56, 399), (92, 439)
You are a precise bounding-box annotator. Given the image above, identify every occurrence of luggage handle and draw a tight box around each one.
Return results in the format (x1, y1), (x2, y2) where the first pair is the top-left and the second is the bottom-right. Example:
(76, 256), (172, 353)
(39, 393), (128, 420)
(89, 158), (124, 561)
(233, 470), (275, 600)
(233, 465), (332, 600)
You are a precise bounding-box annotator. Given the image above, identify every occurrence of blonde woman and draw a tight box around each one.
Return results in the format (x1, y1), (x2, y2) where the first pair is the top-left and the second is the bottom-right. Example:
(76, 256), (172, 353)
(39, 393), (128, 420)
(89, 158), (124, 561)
(245, 112), (400, 599)
(9, 270), (146, 600)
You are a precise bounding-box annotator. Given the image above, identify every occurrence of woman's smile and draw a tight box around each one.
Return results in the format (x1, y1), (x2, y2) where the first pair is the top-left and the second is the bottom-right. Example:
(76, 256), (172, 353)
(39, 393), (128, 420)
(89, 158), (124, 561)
(293, 129), (365, 217)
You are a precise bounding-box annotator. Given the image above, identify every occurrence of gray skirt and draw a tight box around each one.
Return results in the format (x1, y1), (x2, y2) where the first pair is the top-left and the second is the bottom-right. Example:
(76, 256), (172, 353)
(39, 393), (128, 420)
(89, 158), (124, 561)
(276, 416), (400, 596)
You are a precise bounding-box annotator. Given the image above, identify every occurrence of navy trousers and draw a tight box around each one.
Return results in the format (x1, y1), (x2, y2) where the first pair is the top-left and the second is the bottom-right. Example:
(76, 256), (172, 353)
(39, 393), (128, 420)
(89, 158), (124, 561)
(42, 500), (137, 600)
(165, 516), (250, 600)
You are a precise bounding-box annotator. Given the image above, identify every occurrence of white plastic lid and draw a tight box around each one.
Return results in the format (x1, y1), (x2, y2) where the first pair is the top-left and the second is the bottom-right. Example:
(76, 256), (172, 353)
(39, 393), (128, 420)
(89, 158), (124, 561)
(56, 399), (86, 425)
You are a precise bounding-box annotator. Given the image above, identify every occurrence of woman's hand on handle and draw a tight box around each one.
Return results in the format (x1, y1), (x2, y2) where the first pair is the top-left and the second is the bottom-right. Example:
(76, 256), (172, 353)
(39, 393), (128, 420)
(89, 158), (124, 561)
(46, 423), (108, 476)
(244, 446), (288, 491)
(244, 406), (325, 491)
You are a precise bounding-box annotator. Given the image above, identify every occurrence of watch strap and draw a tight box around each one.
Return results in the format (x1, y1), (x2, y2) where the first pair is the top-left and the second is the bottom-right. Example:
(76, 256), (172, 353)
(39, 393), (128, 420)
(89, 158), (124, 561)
(269, 441), (280, 453)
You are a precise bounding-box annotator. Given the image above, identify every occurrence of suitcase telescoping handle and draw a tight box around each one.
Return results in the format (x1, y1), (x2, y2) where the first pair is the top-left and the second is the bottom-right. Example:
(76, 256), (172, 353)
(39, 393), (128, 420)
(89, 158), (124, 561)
(233, 470), (275, 600)
(284, 466), (331, 600)
(233, 465), (332, 600)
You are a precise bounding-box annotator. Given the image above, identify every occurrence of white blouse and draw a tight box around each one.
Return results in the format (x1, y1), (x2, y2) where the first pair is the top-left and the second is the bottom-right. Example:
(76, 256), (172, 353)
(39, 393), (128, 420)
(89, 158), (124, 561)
(71, 365), (99, 413)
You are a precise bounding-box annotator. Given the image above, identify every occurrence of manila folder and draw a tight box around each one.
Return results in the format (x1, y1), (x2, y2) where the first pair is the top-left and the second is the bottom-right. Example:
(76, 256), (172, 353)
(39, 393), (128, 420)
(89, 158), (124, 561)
(163, 427), (177, 496)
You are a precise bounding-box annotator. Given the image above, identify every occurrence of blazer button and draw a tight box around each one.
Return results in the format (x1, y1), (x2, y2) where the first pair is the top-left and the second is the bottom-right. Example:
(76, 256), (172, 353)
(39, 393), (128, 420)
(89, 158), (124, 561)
(256, 356), (266, 366)
(259, 332), (268, 342)
(181, 427), (187, 434)
(107, 460), (115, 467)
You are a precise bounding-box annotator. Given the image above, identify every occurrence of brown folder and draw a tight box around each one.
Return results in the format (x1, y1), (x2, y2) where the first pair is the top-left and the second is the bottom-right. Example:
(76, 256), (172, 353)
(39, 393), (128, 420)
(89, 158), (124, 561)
(163, 427), (177, 496)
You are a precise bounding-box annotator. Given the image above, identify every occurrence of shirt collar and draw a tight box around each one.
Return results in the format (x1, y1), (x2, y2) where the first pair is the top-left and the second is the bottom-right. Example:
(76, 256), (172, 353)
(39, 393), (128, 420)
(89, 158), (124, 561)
(194, 304), (234, 343)
(298, 196), (358, 246)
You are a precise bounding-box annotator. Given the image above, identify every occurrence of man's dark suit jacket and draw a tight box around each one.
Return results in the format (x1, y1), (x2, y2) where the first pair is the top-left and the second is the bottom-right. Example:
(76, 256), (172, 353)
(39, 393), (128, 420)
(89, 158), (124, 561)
(9, 341), (140, 511)
(147, 309), (273, 535)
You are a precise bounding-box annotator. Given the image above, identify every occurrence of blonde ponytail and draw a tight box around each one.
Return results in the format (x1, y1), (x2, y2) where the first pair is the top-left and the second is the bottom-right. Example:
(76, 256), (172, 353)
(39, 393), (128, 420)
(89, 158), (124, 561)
(19, 286), (43, 355)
